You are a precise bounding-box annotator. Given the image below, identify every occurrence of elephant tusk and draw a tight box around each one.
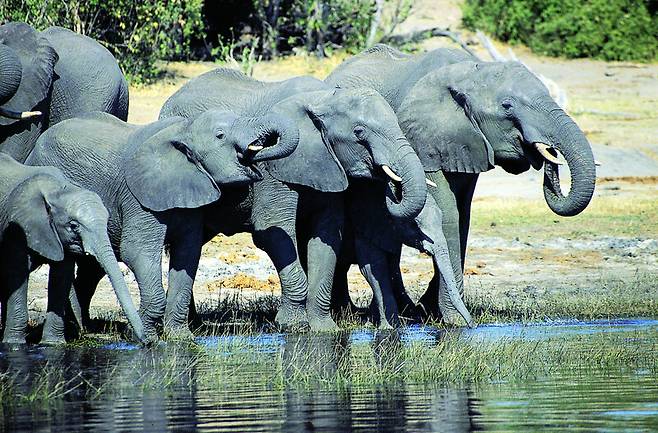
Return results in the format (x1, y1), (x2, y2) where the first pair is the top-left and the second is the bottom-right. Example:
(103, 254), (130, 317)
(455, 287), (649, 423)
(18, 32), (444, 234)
(382, 165), (403, 182)
(426, 178), (437, 187)
(247, 144), (264, 151)
(534, 142), (564, 165)
(0, 107), (42, 120)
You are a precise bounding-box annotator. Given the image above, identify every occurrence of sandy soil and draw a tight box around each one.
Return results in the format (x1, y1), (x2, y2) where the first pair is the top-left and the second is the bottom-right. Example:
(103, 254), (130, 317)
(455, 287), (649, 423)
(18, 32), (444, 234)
(24, 1), (658, 323)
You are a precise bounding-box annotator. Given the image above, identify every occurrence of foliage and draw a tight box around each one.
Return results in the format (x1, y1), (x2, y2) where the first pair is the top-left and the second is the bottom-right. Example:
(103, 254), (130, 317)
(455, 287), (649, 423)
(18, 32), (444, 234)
(462, 0), (658, 62)
(1, 0), (206, 84)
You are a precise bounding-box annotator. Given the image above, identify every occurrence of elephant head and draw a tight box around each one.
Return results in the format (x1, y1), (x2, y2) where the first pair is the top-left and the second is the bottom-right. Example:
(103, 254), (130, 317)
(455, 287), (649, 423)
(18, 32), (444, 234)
(398, 61), (596, 217)
(266, 88), (427, 220)
(5, 166), (146, 343)
(0, 23), (58, 161)
(124, 110), (299, 212)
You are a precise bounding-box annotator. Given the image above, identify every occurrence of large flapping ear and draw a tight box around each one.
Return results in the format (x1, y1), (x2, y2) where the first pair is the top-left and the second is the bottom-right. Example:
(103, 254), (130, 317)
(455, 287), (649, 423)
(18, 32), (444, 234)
(261, 98), (348, 192)
(7, 174), (64, 261)
(124, 118), (221, 212)
(0, 23), (58, 127)
(397, 62), (494, 174)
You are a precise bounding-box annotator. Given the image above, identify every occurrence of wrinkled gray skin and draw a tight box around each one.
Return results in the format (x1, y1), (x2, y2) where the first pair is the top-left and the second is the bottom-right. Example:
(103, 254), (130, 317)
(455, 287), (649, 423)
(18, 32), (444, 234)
(0, 153), (144, 344)
(338, 179), (473, 328)
(327, 45), (596, 323)
(0, 23), (128, 162)
(160, 69), (427, 331)
(26, 109), (297, 340)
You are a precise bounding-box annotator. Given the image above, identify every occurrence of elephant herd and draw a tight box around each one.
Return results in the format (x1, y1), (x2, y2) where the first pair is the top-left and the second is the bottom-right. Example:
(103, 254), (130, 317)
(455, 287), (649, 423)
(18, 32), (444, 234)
(0, 22), (596, 345)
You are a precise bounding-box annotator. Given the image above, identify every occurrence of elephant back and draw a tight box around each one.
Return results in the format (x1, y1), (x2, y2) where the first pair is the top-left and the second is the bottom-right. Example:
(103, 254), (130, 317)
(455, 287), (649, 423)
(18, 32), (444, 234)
(43, 26), (130, 125)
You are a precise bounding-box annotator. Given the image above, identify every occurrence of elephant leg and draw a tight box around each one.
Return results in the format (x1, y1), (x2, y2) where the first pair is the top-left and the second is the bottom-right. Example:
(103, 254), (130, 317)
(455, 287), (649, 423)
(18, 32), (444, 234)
(252, 180), (308, 330)
(1, 239), (30, 344)
(388, 246), (418, 319)
(42, 258), (76, 344)
(72, 257), (105, 330)
(121, 234), (166, 341)
(419, 171), (461, 318)
(355, 237), (399, 329)
(305, 194), (343, 331)
(164, 217), (203, 340)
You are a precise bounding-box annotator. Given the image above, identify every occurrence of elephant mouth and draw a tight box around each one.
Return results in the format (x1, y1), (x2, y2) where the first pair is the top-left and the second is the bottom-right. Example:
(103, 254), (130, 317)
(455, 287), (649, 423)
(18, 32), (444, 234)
(243, 164), (263, 181)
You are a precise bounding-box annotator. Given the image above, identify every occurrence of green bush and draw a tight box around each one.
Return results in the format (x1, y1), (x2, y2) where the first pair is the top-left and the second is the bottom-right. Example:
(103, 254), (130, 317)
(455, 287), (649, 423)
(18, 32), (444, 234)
(1, 0), (205, 84)
(462, 0), (658, 62)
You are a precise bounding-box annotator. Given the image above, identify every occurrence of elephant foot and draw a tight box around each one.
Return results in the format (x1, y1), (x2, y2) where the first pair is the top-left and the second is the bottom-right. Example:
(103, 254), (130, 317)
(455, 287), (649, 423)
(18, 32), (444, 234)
(276, 303), (309, 332)
(2, 334), (27, 345)
(40, 335), (67, 345)
(308, 313), (339, 332)
(163, 325), (195, 342)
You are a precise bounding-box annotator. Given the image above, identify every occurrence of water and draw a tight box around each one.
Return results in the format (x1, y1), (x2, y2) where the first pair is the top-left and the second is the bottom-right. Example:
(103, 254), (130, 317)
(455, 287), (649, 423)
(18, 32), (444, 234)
(1, 319), (657, 432)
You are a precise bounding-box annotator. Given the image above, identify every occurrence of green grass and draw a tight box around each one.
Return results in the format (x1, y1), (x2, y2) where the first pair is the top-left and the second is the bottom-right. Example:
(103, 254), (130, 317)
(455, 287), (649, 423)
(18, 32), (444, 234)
(470, 194), (658, 241)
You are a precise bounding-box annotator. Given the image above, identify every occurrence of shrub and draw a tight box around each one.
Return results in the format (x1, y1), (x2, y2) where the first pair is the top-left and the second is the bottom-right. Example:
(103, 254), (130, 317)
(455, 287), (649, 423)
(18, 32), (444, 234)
(0, 0), (205, 84)
(462, 0), (658, 62)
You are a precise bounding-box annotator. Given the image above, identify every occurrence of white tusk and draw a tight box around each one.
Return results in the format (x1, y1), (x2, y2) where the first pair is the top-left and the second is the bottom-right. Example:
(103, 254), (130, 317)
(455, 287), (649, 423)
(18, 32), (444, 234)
(426, 178), (437, 187)
(0, 107), (42, 120)
(594, 160), (602, 166)
(381, 165), (403, 182)
(247, 144), (264, 151)
(534, 142), (564, 165)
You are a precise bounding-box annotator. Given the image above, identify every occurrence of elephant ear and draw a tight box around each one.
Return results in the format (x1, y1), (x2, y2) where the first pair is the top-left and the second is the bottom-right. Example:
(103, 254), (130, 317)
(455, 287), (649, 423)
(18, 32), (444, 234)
(397, 62), (494, 173)
(7, 173), (64, 261)
(260, 100), (348, 192)
(0, 23), (58, 127)
(124, 118), (221, 212)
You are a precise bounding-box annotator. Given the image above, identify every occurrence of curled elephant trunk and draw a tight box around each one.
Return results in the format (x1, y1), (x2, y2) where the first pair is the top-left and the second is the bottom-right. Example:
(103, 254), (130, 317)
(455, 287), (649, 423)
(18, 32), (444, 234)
(239, 113), (300, 163)
(384, 140), (427, 220)
(80, 229), (147, 344)
(536, 104), (596, 216)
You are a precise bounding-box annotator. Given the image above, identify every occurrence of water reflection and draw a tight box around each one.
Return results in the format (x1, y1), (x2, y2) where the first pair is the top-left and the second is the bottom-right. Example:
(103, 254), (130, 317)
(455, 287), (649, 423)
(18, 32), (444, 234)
(0, 319), (656, 432)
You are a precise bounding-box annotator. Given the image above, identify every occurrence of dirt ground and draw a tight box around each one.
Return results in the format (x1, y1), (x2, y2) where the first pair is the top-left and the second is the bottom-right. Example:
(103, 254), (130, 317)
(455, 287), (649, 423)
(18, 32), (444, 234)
(25, 1), (658, 323)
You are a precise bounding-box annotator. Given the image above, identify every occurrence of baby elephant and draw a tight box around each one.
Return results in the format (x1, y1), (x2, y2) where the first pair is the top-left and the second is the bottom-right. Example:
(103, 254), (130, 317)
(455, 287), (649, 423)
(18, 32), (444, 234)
(0, 153), (145, 344)
(27, 110), (298, 340)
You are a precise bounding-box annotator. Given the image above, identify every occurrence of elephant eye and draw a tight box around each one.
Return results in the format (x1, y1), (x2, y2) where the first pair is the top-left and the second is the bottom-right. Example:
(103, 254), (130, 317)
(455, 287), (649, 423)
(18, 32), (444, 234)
(501, 100), (513, 110)
(68, 221), (79, 232)
(353, 126), (366, 139)
(216, 130), (225, 140)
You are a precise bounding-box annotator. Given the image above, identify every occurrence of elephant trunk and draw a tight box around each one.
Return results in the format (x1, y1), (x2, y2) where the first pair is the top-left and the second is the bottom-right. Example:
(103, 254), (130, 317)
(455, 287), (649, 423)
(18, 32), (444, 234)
(538, 103), (596, 216)
(0, 44), (22, 106)
(384, 140), (427, 220)
(241, 113), (300, 163)
(427, 238), (474, 328)
(80, 229), (147, 344)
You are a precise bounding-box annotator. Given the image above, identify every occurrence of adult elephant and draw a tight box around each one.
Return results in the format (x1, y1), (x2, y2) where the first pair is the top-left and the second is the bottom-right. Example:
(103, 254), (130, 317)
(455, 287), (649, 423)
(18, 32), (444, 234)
(26, 109), (296, 340)
(0, 22), (128, 162)
(0, 153), (144, 344)
(326, 44), (597, 321)
(160, 69), (428, 331)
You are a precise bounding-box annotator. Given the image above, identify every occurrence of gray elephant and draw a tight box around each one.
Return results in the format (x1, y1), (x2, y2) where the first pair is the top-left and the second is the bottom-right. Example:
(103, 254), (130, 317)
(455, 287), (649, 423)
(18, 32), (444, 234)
(0, 153), (144, 344)
(26, 109), (297, 340)
(326, 44), (596, 321)
(1, 22), (128, 162)
(160, 69), (428, 331)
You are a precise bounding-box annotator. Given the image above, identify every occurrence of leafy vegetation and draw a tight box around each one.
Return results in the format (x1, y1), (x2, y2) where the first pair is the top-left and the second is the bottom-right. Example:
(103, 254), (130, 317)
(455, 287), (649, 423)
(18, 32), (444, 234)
(1, 0), (206, 84)
(462, 0), (658, 62)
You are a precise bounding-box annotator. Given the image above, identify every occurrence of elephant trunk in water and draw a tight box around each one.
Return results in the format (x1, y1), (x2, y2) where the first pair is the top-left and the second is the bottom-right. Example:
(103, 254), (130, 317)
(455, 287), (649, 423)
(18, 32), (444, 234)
(384, 139), (427, 220)
(240, 113), (300, 163)
(526, 99), (596, 216)
(79, 228), (147, 344)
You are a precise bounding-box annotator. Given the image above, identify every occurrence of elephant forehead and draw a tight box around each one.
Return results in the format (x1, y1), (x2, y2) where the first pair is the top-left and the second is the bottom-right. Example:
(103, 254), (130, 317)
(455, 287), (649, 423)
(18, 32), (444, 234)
(196, 110), (239, 130)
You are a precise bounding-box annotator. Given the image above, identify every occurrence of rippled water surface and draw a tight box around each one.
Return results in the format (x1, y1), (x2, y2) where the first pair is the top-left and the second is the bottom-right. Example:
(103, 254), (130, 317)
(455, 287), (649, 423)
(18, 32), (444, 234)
(1, 319), (657, 432)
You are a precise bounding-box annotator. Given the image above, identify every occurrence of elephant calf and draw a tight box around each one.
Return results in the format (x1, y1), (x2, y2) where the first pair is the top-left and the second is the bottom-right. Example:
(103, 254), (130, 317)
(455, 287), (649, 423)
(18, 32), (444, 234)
(26, 110), (298, 340)
(0, 153), (144, 344)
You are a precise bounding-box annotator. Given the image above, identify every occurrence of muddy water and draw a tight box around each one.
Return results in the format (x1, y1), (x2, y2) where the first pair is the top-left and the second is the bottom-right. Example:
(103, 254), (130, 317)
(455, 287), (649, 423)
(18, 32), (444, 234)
(1, 319), (657, 432)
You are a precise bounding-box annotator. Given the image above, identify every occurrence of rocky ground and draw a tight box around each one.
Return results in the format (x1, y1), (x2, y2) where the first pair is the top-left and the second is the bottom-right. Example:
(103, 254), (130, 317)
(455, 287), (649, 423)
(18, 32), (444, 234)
(24, 1), (658, 326)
